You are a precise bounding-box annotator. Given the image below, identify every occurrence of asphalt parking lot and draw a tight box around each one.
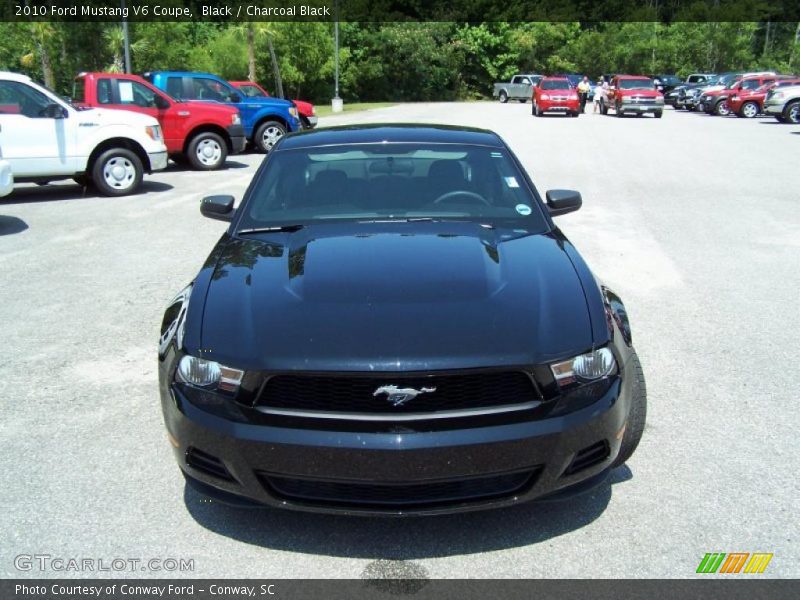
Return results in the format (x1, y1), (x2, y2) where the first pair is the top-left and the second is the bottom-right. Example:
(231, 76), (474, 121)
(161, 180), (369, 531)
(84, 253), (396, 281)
(1, 103), (798, 579)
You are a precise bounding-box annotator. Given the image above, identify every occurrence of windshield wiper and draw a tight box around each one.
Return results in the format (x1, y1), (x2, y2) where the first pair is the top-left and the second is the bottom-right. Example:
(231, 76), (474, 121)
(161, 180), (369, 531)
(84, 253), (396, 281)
(237, 224), (305, 234)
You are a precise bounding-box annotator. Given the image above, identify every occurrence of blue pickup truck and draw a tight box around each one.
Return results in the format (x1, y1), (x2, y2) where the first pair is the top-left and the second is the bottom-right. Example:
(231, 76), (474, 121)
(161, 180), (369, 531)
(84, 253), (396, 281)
(143, 71), (301, 153)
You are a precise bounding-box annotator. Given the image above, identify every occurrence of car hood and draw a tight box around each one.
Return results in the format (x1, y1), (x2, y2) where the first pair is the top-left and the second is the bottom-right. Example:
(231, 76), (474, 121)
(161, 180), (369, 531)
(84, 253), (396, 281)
(196, 223), (594, 372)
(618, 88), (661, 97)
(238, 96), (294, 109)
(75, 107), (159, 127)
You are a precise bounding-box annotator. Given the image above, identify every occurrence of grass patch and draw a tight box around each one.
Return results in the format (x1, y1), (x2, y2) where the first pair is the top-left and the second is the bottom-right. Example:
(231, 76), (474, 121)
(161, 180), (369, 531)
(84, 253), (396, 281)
(316, 102), (397, 117)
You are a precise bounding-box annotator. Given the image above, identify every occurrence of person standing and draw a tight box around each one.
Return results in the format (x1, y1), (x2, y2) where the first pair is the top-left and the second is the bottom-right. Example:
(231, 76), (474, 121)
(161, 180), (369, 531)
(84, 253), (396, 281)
(577, 76), (591, 113)
(593, 78), (606, 113)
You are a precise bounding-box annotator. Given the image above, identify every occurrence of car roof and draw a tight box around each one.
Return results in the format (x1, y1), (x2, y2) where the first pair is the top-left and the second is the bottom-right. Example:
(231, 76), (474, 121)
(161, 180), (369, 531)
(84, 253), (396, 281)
(0, 71), (33, 83)
(616, 75), (652, 79)
(279, 124), (505, 150)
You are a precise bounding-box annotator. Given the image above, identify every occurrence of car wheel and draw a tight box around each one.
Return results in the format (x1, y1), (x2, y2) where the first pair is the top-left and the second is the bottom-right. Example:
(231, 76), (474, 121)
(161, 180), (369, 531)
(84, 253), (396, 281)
(696, 102), (705, 112)
(91, 148), (143, 197)
(187, 132), (228, 171)
(774, 115), (787, 123)
(518, 98), (527, 104)
(714, 101), (731, 116)
(612, 352), (647, 468)
(254, 121), (286, 153)
(499, 91), (508, 104)
(600, 100), (608, 115)
(615, 102), (624, 117)
(783, 100), (800, 124)
(740, 102), (759, 118)
(654, 110), (663, 119)
(571, 111), (579, 117)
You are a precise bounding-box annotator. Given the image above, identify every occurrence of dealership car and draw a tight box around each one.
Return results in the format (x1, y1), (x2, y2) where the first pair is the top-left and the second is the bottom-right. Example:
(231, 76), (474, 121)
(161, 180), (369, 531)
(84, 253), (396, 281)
(763, 84), (800, 123)
(532, 77), (580, 117)
(729, 77), (800, 118)
(229, 81), (317, 129)
(158, 125), (646, 515)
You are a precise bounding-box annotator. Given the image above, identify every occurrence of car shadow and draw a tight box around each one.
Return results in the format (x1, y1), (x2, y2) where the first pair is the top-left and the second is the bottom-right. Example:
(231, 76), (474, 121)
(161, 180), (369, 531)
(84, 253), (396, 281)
(165, 160), (249, 173)
(183, 466), (632, 559)
(1, 181), (174, 205)
(0, 215), (29, 236)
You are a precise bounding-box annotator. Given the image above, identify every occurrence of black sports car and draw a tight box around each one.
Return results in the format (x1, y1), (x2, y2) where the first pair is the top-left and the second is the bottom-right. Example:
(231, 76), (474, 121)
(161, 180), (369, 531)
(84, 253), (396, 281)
(158, 124), (647, 515)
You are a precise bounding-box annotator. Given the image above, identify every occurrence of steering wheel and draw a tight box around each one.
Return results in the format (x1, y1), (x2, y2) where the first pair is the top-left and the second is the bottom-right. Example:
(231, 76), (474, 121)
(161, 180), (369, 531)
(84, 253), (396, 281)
(432, 190), (491, 206)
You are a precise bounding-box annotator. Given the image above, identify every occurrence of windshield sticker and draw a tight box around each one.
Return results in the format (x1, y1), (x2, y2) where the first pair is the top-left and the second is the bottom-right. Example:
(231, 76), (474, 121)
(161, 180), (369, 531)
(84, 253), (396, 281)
(515, 204), (532, 216)
(504, 176), (520, 188)
(118, 81), (134, 103)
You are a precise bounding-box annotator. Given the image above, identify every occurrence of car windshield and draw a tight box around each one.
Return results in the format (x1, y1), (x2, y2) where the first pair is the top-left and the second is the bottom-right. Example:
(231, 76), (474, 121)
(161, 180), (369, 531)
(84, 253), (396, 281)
(540, 80), (571, 90)
(237, 143), (548, 232)
(238, 84), (266, 97)
(618, 79), (653, 90)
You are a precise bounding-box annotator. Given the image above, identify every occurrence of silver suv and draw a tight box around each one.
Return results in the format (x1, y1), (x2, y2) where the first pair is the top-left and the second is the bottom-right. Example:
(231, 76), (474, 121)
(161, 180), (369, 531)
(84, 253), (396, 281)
(764, 84), (800, 123)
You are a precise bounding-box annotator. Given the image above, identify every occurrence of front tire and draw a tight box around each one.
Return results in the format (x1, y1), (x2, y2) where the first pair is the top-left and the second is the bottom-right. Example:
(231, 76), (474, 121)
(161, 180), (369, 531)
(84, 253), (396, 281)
(612, 352), (647, 468)
(187, 132), (227, 171)
(518, 98), (527, 104)
(654, 110), (663, 119)
(615, 102), (624, 117)
(91, 148), (143, 197)
(740, 101), (759, 118)
(714, 100), (731, 116)
(600, 100), (608, 115)
(499, 91), (508, 104)
(254, 120), (287, 153)
(783, 100), (800, 124)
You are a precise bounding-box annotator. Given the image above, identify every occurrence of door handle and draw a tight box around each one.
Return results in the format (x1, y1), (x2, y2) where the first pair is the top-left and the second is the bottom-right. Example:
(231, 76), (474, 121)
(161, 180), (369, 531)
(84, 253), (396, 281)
(177, 111), (190, 117)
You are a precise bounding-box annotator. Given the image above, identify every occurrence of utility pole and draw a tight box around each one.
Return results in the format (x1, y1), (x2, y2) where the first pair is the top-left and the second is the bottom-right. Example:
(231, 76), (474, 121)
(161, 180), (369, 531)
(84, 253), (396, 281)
(121, 0), (131, 73)
(332, 0), (342, 112)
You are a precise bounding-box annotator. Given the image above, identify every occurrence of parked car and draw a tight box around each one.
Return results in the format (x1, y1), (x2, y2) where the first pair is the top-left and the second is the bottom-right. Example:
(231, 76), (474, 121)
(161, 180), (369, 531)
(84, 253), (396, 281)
(0, 147), (13, 197)
(650, 74), (681, 95)
(764, 84), (800, 123)
(144, 71), (301, 153)
(602, 76), (664, 118)
(493, 74), (543, 103)
(701, 73), (777, 116)
(73, 73), (245, 171)
(672, 76), (721, 109)
(685, 73), (717, 84)
(0, 71), (167, 196)
(159, 124), (646, 515)
(229, 81), (317, 129)
(531, 77), (580, 117)
(729, 77), (800, 118)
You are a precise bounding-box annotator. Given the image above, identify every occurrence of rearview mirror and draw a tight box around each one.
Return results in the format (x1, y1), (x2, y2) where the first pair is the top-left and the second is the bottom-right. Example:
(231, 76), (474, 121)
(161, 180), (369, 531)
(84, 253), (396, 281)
(545, 189), (582, 217)
(154, 95), (170, 110)
(42, 103), (67, 119)
(200, 195), (235, 221)
(229, 92), (242, 103)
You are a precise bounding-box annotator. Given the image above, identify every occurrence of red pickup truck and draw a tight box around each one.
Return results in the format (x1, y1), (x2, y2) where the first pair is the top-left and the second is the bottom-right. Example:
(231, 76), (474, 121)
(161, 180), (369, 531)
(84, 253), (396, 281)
(602, 76), (664, 118)
(73, 72), (246, 170)
(229, 81), (317, 129)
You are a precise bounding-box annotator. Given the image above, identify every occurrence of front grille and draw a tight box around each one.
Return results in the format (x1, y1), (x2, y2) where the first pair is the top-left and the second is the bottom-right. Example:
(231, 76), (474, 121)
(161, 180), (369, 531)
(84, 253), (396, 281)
(255, 371), (539, 416)
(186, 447), (236, 482)
(563, 441), (610, 476)
(260, 469), (540, 508)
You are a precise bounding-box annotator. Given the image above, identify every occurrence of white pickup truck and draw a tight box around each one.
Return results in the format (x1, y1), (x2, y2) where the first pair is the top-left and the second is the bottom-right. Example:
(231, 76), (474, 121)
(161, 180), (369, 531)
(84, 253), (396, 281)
(493, 74), (543, 103)
(0, 71), (167, 196)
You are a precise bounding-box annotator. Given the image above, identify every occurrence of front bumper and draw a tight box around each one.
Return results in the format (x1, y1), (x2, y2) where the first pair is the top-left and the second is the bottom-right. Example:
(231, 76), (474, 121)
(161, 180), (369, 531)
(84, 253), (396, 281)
(162, 375), (631, 516)
(302, 115), (318, 129)
(148, 151), (168, 172)
(764, 103), (783, 116)
(618, 103), (663, 113)
(227, 124), (246, 154)
(539, 101), (580, 113)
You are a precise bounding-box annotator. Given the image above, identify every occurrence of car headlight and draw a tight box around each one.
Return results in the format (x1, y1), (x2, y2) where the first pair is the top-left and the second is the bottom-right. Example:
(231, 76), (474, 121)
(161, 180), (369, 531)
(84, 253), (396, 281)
(540, 94), (549, 100)
(550, 348), (617, 388)
(289, 106), (298, 117)
(145, 125), (162, 142)
(231, 113), (241, 125)
(176, 356), (243, 393)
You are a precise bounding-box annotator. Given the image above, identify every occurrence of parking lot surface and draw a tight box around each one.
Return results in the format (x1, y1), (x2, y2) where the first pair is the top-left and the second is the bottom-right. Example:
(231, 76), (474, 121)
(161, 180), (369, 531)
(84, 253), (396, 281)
(1, 103), (798, 578)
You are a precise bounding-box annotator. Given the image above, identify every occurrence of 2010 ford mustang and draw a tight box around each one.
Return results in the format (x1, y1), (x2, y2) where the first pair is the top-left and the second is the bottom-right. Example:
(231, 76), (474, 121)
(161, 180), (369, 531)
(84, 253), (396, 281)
(158, 124), (646, 515)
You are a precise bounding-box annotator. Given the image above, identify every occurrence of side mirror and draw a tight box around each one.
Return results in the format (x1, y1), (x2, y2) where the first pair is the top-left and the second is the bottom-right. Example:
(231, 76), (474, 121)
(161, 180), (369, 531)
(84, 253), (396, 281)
(42, 103), (67, 119)
(545, 189), (582, 217)
(200, 195), (235, 221)
(229, 92), (242, 103)
(154, 95), (170, 109)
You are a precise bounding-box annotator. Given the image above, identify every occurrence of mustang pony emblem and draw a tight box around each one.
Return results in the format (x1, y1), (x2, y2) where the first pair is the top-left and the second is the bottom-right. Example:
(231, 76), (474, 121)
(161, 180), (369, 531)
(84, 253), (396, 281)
(373, 385), (436, 407)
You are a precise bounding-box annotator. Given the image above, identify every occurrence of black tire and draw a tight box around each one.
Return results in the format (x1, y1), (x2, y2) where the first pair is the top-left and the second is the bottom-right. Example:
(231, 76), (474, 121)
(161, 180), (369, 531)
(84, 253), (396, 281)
(739, 101), (759, 119)
(91, 148), (143, 197)
(187, 132), (228, 171)
(775, 115), (787, 123)
(254, 120), (287, 153)
(499, 91), (508, 104)
(600, 100), (608, 115)
(518, 98), (527, 104)
(783, 100), (800, 124)
(714, 100), (731, 116)
(612, 352), (647, 468)
(571, 111), (579, 117)
(615, 102), (624, 117)
(654, 110), (663, 119)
